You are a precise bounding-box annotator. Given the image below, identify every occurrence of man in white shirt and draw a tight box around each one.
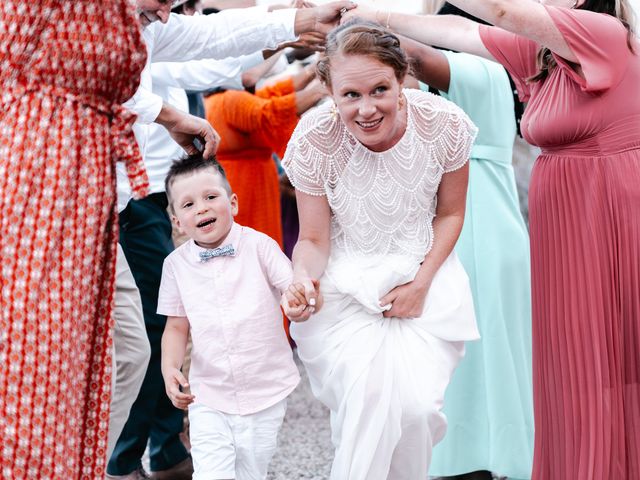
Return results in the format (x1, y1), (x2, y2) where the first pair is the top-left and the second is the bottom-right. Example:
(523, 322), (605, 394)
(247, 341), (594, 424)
(107, 1), (354, 479)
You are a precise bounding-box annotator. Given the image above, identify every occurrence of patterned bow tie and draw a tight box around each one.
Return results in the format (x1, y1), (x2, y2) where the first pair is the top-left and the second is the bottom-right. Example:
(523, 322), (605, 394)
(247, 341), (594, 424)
(199, 244), (235, 262)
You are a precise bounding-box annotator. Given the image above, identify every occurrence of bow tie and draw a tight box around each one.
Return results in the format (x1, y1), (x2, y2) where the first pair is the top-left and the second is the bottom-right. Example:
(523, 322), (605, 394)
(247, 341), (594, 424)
(199, 244), (235, 262)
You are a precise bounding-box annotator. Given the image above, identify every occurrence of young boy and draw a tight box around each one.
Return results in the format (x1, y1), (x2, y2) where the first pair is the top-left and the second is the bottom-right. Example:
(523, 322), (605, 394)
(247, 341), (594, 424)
(158, 154), (305, 480)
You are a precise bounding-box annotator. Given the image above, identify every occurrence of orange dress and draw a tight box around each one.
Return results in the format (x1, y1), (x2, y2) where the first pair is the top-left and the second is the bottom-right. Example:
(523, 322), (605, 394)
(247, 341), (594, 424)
(204, 78), (300, 247)
(0, 2), (147, 478)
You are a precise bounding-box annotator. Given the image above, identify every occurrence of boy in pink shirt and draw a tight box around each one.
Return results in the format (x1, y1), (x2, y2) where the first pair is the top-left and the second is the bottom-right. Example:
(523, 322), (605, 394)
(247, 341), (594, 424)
(158, 154), (303, 480)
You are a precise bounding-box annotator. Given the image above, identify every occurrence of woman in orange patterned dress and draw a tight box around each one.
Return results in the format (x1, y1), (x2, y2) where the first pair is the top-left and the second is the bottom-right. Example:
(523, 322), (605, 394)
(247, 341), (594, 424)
(204, 60), (325, 247)
(0, 2), (147, 478)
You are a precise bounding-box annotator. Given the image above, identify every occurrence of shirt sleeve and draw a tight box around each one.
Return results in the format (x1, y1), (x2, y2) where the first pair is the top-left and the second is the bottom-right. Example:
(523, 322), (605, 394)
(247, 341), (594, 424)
(544, 6), (632, 92)
(259, 235), (294, 294)
(150, 52), (264, 92)
(414, 92), (478, 173)
(157, 258), (187, 317)
(281, 107), (334, 196)
(122, 85), (163, 124)
(150, 9), (297, 63)
(479, 25), (539, 102)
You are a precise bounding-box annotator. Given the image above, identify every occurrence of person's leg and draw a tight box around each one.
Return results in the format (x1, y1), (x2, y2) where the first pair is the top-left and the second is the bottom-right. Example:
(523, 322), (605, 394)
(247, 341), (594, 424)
(108, 195), (188, 475)
(188, 403), (236, 480)
(107, 245), (151, 461)
(234, 399), (287, 480)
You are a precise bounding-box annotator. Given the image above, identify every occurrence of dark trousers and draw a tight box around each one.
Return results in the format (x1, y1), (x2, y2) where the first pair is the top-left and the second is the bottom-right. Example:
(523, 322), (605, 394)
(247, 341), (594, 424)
(107, 193), (189, 475)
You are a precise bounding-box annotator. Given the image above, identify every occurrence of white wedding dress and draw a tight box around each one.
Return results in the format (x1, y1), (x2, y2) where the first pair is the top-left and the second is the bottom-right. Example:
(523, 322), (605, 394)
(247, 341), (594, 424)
(283, 89), (480, 480)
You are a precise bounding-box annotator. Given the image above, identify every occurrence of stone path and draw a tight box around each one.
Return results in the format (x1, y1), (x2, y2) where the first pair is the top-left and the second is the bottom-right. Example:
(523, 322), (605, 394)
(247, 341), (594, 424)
(267, 354), (333, 479)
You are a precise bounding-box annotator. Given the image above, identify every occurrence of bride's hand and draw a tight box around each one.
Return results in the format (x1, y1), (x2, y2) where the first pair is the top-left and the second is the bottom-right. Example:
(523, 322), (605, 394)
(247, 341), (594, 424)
(379, 278), (431, 318)
(282, 278), (324, 322)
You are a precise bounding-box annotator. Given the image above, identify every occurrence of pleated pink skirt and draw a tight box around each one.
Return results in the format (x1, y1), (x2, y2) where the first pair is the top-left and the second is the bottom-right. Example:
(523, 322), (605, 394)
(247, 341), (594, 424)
(529, 148), (640, 479)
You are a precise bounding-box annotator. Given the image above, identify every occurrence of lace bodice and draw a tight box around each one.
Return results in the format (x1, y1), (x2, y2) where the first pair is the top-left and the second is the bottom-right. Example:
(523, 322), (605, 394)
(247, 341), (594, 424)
(283, 89), (477, 262)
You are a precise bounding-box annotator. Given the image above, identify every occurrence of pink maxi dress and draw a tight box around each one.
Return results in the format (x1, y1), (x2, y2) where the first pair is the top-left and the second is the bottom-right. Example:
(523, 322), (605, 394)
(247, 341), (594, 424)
(480, 6), (640, 479)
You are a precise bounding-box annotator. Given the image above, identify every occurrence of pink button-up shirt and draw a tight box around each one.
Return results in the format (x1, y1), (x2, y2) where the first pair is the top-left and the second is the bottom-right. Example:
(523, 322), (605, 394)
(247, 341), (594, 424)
(157, 223), (299, 415)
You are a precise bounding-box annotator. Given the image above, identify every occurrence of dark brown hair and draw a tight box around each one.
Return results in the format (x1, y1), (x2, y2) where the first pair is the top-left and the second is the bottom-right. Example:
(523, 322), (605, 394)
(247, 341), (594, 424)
(165, 153), (232, 211)
(317, 19), (410, 88)
(529, 0), (636, 82)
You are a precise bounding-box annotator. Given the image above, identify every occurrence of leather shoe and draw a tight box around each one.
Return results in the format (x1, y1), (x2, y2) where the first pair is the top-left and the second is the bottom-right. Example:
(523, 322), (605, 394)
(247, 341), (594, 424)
(151, 457), (193, 480)
(105, 466), (151, 479)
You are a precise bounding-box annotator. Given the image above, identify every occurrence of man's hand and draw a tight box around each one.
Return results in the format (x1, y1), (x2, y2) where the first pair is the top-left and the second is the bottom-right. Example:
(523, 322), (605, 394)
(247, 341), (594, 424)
(282, 31), (327, 52)
(340, 3), (379, 25)
(294, 1), (356, 36)
(155, 103), (220, 159)
(163, 367), (195, 410)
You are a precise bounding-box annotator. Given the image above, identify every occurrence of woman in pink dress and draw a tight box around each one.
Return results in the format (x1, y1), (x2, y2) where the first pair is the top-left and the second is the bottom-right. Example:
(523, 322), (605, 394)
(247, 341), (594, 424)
(345, 0), (639, 478)
(0, 1), (147, 478)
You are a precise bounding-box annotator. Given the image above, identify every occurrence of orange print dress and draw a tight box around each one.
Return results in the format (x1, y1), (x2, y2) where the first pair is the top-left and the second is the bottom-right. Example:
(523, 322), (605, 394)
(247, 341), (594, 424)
(204, 78), (301, 247)
(0, 2), (147, 479)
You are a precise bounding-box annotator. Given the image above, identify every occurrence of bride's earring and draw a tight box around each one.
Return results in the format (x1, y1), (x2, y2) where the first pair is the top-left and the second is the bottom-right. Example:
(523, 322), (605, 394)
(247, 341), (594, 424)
(330, 102), (339, 119)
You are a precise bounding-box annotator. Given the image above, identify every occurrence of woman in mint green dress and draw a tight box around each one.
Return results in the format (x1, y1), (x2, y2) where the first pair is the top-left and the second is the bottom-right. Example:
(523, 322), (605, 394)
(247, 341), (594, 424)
(403, 16), (534, 480)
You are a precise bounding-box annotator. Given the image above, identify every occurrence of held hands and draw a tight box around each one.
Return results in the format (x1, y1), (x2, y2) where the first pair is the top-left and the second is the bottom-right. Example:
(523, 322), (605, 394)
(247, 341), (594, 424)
(163, 367), (195, 410)
(379, 277), (432, 318)
(309, 1), (357, 35)
(282, 277), (324, 322)
(340, 3), (379, 25)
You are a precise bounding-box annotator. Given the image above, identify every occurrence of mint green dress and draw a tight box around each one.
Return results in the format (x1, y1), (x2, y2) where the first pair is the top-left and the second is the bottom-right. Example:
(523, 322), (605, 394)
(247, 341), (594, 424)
(426, 52), (534, 479)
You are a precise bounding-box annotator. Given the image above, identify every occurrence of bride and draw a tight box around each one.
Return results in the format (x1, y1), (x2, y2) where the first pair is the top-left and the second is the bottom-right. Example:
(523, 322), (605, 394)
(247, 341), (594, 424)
(282, 20), (479, 480)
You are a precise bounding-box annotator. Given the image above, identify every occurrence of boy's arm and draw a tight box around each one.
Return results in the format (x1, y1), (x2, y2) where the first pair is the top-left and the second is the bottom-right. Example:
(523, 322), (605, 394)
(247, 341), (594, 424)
(161, 315), (195, 410)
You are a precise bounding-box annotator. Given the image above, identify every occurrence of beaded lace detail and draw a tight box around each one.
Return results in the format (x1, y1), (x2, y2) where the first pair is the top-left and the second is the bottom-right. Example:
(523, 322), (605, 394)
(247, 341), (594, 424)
(283, 89), (477, 261)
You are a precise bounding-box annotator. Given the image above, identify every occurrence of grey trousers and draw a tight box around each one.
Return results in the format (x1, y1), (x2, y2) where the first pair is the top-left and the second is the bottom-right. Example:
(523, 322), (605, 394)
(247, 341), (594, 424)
(107, 244), (151, 460)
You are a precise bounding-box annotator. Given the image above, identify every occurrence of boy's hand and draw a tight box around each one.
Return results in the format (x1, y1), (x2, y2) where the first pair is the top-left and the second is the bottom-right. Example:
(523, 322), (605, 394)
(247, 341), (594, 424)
(164, 368), (195, 410)
(281, 279), (324, 322)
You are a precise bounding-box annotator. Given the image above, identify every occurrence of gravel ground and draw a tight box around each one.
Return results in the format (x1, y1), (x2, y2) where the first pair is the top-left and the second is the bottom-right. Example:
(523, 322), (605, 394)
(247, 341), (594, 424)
(267, 353), (333, 480)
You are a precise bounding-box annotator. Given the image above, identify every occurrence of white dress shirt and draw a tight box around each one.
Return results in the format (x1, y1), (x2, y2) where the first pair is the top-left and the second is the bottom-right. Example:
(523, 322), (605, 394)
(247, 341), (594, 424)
(118, 8), (297, 210)
(117, 52), (264, 211)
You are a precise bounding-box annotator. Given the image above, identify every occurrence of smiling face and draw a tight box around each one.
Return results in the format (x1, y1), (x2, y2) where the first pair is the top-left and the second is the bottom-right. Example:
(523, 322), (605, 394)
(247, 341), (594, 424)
(328, 53), (406, 152)
(169, 168), (238, 249)
(135, 0), (173, 27)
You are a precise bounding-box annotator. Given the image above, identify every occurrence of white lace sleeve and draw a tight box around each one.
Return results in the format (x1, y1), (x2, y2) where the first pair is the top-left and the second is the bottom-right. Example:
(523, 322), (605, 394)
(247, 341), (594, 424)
(282, 104), (340, 196)
(409, 90), (478, 173)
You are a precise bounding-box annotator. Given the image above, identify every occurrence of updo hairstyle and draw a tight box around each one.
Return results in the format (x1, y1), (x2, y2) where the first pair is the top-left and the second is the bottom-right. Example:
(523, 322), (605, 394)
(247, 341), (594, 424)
(317, 19), (410, 89)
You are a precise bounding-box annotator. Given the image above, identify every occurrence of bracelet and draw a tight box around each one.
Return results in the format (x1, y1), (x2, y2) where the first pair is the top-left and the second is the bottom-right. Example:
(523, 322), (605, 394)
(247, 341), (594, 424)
(375, 9), (391, 29)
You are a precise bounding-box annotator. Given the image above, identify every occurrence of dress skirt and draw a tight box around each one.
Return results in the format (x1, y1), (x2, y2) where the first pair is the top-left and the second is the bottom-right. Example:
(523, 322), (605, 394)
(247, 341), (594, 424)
(529, 148), (640, 479)
(291, 252), (479, 480)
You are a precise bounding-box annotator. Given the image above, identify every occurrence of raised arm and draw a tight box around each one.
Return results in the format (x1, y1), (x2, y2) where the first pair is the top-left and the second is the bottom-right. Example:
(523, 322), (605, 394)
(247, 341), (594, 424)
(342, 4), (495, 60)
(446, 0), (577, 62)
(399, 35), (451, 92)
(151, 2), (356, 64)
